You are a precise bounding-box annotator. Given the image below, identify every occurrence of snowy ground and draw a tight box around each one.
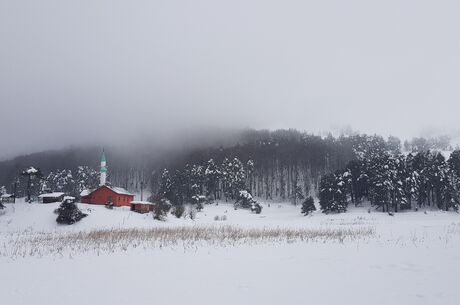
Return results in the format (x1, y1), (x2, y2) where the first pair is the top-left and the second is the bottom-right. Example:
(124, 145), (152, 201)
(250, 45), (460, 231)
(1, 200), (460, 305)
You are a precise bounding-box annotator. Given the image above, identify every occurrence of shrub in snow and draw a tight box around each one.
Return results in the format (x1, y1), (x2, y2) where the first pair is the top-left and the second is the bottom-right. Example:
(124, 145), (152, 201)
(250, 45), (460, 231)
(221, 215), (227, 221)
(172, 205), (185, 218)
(192, 195), (207, 210)
(234, 190), (263, 214)
(251, 202), (262, 214)
(153, 199), (172, 221)
(237, 190), (252, 205)
(56, 198), (87, 225)
(0, 202), (5, 210)
(301, 196), (316, 216)
(192, 193), (213, 212)
(214, 215), (220, 221)
(188, 207), (197, 220)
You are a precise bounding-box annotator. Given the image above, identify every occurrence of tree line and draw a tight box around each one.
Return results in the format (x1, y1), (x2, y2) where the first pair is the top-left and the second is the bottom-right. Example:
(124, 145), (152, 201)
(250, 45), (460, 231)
(320, 136), (460, 213)
(1, 166), (100, 201)
(0, 129), (455, 208)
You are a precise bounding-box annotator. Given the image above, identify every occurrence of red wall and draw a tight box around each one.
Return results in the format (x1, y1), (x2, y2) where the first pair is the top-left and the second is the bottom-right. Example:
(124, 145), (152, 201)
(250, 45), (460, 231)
(81, 186), (134, 207)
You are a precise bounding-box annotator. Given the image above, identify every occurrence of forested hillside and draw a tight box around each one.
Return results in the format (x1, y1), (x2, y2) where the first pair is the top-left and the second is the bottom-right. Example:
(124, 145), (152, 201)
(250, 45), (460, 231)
(0, 129), (452, 204)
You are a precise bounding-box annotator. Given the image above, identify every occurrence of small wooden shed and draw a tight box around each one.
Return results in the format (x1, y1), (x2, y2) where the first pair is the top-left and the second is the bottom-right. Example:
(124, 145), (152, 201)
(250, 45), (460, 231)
(38, 192), (65, 203)
(1, 194), (15, 204)
(130, 201), (155, 214)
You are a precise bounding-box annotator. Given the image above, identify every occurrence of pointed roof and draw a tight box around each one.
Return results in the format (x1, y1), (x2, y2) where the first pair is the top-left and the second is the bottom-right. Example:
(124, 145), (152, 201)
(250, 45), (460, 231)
(101, 150), (107, 163)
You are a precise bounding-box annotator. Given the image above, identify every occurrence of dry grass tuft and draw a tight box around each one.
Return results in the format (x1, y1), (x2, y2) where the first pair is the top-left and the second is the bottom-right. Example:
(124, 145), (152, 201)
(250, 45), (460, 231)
(0, 225), (375, 258)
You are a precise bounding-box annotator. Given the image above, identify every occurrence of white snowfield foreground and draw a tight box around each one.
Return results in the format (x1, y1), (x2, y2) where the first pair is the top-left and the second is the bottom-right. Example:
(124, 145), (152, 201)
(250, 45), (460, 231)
(1, 201), (460, 305)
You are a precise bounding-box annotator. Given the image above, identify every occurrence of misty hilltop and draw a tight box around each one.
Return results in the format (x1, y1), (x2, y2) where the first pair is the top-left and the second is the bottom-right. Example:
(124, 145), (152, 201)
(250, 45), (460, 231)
(0, 128), (454, 203)
(2, 1), (460, 160)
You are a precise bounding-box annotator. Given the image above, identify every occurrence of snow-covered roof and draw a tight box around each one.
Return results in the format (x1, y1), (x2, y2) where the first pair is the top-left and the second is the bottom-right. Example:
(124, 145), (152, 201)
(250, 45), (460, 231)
(38, 192), (65, 198)
(80, 189), (91, 197)
(130, 201), (154, 205)
(81, 186), (133, 196)
(108, 186), (134, 196)
(63, 196), (75, 201)
(1, 193), (13, 198)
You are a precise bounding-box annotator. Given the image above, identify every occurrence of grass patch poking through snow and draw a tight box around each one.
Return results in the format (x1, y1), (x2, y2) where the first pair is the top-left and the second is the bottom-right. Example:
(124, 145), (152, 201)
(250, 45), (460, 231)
(1, 225), (375, 258)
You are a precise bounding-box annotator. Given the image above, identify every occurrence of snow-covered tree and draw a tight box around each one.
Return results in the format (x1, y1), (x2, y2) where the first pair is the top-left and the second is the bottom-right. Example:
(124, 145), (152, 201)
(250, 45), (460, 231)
(0, 185), (6, 196)
(158, 169), (173, 201)
(56, 198), (87, 225)
(234, 190), (262, 214)
(345, 160), (367, 205)
(221, 158), (246, 200)
(20, 167), (43, 202)
(153, 198), (172, 221)
(319, 172), (347, 213)
(204, 159), (221, 200)
(74, 166), (99, 195)
(42, 169), (75, 195)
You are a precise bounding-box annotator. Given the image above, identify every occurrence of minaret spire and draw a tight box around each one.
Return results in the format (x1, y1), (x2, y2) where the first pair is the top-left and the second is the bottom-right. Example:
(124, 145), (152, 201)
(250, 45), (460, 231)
(100, 149), (107, 186)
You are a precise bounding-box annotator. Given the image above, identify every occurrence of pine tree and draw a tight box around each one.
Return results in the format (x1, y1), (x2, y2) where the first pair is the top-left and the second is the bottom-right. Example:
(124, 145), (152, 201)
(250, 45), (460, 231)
(345, 160), (367, 206)
(221, 158), (232, 200)
(204, 159), (221, 200)
(448, 150), (460, 211)
(301, 196), (316, 215)
(391, 155), (410, 211)
(42, 169), (75, 195)
(172, 168), (188, 205)
(158, 169), (173, 201)
(74, 166), (99, 196)
(234, 190), (262, 214)
(56, 198), (87, 225)
(246, 159), (255, 195)
(153, 198), (172, 221)
(20, 167), (43, 202)
(319, 172), (347, 213)
(221, 158), (246, 200)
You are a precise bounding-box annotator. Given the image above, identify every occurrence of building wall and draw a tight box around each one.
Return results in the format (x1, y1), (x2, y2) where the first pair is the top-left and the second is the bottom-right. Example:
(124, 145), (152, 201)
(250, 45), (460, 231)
(42, 196), (64, 204)
(81, 186), (134, 207)
(132, 204), (154, 213)
(1, 196), (15, 204)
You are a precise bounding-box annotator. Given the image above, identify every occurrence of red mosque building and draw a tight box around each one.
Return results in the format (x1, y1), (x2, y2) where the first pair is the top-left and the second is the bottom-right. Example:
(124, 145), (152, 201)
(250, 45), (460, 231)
(80, 151), (134, 207)
(80, 185), (134, 207)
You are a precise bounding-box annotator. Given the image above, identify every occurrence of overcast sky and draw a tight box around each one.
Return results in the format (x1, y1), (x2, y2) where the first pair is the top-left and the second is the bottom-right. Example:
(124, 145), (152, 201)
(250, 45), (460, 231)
(1, 0), (460, 159)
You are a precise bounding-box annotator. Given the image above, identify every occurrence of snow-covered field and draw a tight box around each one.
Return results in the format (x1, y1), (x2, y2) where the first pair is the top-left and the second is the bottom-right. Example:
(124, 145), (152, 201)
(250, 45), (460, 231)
(1, 201), (460, 305)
